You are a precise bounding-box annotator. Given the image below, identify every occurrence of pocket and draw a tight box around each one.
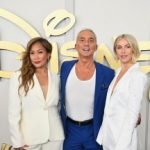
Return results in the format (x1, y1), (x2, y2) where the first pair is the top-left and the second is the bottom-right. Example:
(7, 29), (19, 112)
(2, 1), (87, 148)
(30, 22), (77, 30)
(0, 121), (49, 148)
(100, 83), (109, 90)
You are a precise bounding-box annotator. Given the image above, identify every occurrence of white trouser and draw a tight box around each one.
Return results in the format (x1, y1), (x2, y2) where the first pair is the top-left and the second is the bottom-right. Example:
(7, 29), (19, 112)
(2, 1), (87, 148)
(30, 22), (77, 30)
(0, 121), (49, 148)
(26, 140), (63, 150)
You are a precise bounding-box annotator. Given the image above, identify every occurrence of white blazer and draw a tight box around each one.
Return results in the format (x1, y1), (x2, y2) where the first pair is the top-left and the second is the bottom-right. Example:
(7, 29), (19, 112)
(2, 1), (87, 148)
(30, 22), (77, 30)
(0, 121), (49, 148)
(8, 70), (64, 148)
(96, 63), (147, 150)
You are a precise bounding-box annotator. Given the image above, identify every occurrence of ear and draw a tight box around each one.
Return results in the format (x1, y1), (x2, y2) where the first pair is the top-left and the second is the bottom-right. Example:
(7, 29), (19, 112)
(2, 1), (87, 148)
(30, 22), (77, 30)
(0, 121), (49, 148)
(75, 43), (77, 49)
(94, 44), (98, 51)
(47, 53), (51, 61)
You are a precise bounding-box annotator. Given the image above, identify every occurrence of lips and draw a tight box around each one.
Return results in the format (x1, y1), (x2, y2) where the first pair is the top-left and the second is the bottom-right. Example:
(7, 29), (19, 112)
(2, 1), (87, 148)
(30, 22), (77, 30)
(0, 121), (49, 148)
(120, 55), (128, 58)
(33, 61), (41, 64)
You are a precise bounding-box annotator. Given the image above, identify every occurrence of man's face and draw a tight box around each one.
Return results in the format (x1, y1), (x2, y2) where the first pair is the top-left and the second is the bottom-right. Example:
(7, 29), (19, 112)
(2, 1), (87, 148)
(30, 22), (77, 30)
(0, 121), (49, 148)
(75, 30), (97, 58)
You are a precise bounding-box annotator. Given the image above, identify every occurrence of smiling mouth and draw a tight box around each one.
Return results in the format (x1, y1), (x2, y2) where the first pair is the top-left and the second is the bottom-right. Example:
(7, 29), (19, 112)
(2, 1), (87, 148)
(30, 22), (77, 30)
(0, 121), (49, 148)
(83, 48), (90, 51)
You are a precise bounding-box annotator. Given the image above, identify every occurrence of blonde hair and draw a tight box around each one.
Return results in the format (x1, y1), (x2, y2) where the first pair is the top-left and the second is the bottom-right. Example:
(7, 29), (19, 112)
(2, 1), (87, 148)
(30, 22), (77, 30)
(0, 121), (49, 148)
(113, 34), (140, 63)
(19, 37), (52, 95)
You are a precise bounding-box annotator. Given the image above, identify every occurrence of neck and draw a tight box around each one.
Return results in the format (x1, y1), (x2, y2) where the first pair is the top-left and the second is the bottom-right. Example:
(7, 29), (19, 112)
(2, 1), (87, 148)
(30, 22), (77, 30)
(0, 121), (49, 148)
(36, 67), (48, 74)
(78, 57), (94, 65)
(121, 62), (134, 70)
(77, 59), (94, 69)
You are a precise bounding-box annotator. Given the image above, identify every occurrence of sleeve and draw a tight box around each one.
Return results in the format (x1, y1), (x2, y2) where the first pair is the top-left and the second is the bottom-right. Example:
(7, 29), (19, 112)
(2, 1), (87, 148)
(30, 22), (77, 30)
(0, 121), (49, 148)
(115, 73), (147, 150)
(8, 72), (24, 148)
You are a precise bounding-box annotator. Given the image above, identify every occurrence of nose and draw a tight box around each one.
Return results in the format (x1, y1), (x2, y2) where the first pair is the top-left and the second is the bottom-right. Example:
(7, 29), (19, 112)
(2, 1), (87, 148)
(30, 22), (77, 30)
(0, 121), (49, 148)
(33, 53), (39, 60)
(84, 40), (89, 46)
(121, 47), (126, 53)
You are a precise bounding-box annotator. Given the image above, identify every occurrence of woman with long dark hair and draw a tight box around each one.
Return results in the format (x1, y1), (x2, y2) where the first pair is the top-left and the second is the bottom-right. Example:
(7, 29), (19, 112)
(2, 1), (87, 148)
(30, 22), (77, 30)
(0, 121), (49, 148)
(8, 37), (64, 150)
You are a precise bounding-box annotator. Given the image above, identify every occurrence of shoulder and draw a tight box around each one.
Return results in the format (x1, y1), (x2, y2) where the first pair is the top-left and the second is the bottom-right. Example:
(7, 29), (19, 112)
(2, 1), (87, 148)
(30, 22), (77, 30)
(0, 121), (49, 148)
(60, 60), (77, 74)
(130, 63), (146, 80)
(131, 69), (147, 83)
(61, 60), (77, 68)
(49, 69), (59, 80)
(95, 61), (115, 75)
(10, 71), (21, 81)
(128, 64), (147, 89)
(9, 71), (21, 88)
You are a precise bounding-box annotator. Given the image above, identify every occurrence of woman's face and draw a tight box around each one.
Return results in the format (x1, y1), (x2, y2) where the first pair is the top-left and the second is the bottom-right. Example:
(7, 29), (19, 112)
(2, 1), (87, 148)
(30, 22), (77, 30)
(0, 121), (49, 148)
(115, 38), (134, 65)
(30, 42), (50, 69)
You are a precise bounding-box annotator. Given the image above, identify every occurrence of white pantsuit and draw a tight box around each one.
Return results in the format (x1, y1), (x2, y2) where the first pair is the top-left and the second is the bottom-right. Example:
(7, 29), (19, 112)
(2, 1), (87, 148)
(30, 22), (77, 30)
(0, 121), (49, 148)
(96, 63), (147, 150)
(8, 70), (64, 150)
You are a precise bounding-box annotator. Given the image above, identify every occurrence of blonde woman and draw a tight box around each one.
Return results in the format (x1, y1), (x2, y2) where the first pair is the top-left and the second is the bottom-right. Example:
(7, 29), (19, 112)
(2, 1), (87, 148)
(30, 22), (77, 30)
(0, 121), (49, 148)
(8, 37), (64, 150)
(96, 34), (147, 150)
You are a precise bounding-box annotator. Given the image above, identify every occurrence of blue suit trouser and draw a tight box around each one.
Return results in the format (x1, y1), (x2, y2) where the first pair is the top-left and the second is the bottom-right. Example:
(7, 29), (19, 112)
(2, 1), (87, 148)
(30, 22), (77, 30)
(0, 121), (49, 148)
(63, 120), (102, 150)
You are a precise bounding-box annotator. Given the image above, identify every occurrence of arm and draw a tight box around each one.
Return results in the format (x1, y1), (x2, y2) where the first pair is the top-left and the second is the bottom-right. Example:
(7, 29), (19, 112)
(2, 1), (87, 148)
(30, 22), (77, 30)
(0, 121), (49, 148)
(115, 73), (147, 150)
(8, 72), (24, 148)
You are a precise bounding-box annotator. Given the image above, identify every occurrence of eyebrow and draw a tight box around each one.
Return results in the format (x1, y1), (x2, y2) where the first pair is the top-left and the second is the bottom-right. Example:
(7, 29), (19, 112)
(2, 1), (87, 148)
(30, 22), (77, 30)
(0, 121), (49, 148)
(31, 48), (44, 51)
(79, 37), (95, 40)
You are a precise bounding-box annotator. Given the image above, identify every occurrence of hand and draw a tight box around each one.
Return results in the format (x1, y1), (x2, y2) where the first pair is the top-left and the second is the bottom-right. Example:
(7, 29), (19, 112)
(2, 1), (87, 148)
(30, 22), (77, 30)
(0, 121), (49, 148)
(135, 113), (141, 127)
(14, 145), (29, 150)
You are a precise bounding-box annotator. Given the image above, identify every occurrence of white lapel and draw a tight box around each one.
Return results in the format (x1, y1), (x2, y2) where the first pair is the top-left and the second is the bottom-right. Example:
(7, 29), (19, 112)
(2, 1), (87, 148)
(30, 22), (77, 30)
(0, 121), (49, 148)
(106, 63), (139, 108)
(46, 69), (59, 105)
(32, 69), (59, 105)
(33, 74), (46, 103)
(105, 68), (121, 107)
(45, 69), (52, 103)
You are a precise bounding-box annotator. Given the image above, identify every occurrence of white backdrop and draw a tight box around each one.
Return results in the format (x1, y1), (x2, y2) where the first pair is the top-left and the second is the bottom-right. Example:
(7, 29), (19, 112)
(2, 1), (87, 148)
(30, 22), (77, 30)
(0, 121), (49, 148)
(0, 0), (150, 149)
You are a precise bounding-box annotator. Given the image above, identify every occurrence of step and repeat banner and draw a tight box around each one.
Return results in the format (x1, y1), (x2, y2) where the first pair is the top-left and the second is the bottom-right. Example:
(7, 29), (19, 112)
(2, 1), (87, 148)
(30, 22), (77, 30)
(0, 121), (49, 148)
(0, 0), (149, 149)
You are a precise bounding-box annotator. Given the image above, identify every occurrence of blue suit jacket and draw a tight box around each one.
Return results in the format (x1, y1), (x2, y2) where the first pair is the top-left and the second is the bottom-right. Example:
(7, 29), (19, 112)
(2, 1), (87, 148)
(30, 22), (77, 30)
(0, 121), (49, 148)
(60, 60), (114, 140)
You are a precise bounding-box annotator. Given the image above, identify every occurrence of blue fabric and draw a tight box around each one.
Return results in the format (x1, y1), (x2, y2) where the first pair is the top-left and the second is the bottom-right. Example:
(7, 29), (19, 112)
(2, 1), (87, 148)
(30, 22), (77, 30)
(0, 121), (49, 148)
(63, 120), (101, 150)
(60, 60), (115, 149)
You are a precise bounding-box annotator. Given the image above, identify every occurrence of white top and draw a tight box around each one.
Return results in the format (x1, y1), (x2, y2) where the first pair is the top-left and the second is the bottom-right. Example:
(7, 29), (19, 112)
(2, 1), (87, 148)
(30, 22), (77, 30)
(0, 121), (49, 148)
(66, 65), (96, 121)
(96, 63), (147, 150)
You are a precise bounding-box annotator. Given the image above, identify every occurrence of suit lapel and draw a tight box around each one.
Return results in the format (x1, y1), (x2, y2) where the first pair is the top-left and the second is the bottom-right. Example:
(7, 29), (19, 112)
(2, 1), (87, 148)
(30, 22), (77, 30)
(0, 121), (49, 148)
(61, 60), (77, 105)
(46, 70), (58, 105)
(33, 74), (46, 103)
(94, 62), (105, 106)
(45, 69), (51, 103)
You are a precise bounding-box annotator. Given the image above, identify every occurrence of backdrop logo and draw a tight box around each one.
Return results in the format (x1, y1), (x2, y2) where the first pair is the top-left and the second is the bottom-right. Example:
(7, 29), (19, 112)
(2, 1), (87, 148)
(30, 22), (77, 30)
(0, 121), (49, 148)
(0, 8), (150, 77)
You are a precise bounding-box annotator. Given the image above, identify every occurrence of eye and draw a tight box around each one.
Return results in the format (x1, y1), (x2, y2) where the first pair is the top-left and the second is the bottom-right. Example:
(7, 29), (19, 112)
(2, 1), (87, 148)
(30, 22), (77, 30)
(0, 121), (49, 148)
(116, 45), (122, 49)
(38, 51), (43, 53)
(80, 39), (84, 42)
(38, 49), (45, 53)
(89, 38), (94, 43)
(126, 44), (131, 48)
(30, 51), (34, 55)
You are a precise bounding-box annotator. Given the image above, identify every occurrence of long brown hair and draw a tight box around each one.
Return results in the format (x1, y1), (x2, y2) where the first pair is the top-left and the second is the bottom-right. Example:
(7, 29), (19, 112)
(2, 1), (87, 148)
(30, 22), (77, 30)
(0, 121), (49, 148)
(18, 37), (52, 95)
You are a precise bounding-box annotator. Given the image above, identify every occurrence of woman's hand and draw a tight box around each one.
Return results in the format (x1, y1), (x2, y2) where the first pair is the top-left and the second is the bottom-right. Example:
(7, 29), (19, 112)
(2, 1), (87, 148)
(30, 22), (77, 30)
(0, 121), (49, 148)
(14, 145), (29, 150)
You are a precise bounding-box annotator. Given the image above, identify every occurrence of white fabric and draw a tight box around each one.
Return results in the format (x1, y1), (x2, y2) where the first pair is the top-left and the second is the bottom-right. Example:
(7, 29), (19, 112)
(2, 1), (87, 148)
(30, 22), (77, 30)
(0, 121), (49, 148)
(96, 63), (147, 150)
(25, 140), (63, 150)
(8, 70), (64, 148)
(66, 65), (95, 121)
